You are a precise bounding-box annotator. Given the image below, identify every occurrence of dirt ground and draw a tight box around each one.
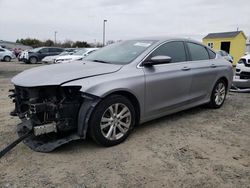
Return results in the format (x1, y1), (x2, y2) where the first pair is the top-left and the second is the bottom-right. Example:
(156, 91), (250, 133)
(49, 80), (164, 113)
(0, 61), (249, 188)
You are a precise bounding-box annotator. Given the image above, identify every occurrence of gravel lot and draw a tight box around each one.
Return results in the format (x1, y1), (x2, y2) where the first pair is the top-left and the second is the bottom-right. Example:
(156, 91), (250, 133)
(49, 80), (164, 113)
(0, 61), (250, 188)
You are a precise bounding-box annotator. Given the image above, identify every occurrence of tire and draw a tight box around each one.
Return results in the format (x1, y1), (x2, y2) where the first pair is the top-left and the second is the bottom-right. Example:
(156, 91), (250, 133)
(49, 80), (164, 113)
(29, 57), (38, 64)
(89, 95), (136, 147)
(208, 79), (227, 109)
(3, 56), (11, 62)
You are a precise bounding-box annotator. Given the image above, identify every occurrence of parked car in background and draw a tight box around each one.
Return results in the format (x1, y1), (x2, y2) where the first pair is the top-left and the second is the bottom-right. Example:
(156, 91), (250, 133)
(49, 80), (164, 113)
(10, 37), (233, 152)
(18, 50), (29, 62)
(234, 54), (250, 88)
(217, 50), (233, 63)
(54, 48), (98, 63)
(21, 47), (64, 64)
(42, 49), (77, 64)
(0, 47), (16, 62)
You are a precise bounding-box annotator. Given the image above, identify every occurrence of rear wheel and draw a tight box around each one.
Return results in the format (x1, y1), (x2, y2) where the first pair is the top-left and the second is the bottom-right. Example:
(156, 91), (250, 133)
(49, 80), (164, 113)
(208, 79), (227, 108)
(89, 95), (136, 146)
(3, 56), (11, 62)
(29, 57), (38, 64)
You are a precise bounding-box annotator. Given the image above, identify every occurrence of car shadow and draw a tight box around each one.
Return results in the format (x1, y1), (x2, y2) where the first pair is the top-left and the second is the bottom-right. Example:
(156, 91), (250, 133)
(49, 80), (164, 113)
(52, 105), (208, 154)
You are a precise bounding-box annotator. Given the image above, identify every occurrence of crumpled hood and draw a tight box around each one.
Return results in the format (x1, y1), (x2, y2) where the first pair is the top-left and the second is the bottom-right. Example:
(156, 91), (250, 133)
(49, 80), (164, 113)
(12, 61), (122, 87)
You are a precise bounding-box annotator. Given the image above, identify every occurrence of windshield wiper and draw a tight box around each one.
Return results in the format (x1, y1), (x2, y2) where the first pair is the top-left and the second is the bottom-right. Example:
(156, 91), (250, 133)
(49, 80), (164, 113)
(92, 59), (111, 64)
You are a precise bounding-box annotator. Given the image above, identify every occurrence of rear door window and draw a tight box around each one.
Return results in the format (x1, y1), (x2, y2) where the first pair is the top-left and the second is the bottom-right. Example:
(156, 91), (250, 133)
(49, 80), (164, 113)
(148, 41), (187, 63)
(187, 42), (209, 61)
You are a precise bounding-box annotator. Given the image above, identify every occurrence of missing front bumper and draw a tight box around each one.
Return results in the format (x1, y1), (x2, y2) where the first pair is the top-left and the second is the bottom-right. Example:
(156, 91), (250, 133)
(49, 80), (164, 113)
(17, 120), (80, 152)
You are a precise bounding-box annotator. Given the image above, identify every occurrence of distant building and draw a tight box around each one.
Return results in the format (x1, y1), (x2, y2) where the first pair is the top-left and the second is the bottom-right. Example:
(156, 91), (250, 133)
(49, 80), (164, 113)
(0, 40), (32, 50)
(203, 31), (247, 65)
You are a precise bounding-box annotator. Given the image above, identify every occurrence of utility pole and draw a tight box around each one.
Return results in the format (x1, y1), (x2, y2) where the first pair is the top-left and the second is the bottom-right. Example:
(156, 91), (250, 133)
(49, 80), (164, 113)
(54, 31), (57, 45)
(103, 20), (107, 46)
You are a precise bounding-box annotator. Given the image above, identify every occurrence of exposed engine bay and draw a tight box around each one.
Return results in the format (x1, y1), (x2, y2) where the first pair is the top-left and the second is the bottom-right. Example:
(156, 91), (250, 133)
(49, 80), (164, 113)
(7, 86), (95, 152)
(11, 86), (82, 131)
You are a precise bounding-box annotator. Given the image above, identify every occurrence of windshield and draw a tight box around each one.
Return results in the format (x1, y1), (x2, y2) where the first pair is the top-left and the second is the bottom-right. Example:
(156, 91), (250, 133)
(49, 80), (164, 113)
(73, 49), (88, 55)
(85, 40), (157, 65)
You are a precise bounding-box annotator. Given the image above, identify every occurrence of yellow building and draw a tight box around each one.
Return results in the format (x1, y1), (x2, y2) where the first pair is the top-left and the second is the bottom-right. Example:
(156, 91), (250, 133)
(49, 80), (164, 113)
(203, 31), (247, 65)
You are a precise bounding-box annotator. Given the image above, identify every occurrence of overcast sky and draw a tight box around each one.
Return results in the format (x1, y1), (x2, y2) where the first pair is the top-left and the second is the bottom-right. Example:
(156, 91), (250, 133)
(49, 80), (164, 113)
(0, 0), (249, 43)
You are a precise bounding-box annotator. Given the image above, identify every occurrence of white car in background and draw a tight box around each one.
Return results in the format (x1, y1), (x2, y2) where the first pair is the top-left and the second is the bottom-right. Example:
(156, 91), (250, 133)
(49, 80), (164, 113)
(54, 48), (98, 63)
(0, 48), (16, 62)
(234, 54), (250, 88)
(42, 51), (75, 64)
(217, 50), (233, 63)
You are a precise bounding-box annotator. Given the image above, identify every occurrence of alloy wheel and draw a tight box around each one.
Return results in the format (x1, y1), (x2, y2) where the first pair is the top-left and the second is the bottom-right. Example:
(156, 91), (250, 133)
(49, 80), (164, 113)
(30, 57), (37, 64)
(214, 82), (226, 106)
(100, 103), (131, 141)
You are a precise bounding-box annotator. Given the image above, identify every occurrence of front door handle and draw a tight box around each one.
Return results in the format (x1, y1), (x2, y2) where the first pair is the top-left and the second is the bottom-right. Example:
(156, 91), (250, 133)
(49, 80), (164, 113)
(182, 66), (191, 71)
(210, 64), (217, 68)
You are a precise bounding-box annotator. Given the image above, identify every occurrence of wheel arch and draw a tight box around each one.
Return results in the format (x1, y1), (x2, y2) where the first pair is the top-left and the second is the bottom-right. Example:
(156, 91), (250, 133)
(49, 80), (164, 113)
(77, 90), (141, 138)
(217, 76), (229, 90)
(3, 55), (11, 61)
(104, 90), (141, 126)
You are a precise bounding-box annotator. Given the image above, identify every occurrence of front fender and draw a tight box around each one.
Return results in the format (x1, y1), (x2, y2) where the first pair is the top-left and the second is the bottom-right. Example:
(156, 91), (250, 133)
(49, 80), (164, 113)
(62, 69), (145, 119)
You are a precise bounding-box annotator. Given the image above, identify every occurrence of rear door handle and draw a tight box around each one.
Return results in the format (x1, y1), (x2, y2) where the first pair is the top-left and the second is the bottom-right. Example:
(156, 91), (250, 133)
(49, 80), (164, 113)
(210, 64), (217, 68)
(182, 66), (191, 71)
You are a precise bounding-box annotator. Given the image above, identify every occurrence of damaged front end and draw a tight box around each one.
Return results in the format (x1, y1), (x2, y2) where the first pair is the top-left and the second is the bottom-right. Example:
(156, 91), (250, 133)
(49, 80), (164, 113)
(9, 86), (85, 152)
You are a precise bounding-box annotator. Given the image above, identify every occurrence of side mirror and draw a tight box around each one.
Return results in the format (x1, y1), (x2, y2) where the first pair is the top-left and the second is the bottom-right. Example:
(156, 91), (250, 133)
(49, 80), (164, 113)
(143, 55), (172, 66)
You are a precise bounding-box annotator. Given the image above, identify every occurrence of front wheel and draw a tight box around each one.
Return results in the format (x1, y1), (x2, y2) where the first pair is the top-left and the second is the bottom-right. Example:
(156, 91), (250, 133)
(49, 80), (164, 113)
(89, 95), (136, 147)
(29, 57), (38, 64)
(208, 79), (227, 108)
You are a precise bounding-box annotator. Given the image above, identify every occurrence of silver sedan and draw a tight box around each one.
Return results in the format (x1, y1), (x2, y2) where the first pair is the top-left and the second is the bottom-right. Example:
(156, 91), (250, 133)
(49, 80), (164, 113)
(11, 37), (233, 151)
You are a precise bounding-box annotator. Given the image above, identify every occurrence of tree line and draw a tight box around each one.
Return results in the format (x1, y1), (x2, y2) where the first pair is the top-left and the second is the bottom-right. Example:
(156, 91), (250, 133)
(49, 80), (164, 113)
(15, 38), (97, 48)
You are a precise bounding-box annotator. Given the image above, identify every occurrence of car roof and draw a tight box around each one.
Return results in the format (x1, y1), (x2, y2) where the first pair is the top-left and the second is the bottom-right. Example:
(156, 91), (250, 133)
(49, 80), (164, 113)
(127, 36), (207, 49)
(42, 47), (63, 49)
(130, 36), (199, 43)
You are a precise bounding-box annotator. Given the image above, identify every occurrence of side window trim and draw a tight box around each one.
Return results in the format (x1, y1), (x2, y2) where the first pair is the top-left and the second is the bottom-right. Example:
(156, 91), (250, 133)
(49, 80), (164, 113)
(183, 41), (191, 61)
